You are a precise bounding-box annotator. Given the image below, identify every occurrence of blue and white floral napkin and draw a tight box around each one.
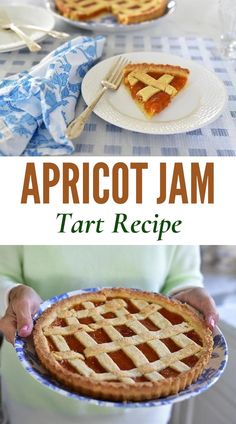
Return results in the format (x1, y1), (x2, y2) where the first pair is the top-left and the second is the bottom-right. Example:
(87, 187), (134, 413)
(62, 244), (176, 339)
(0, 35), (105, 156)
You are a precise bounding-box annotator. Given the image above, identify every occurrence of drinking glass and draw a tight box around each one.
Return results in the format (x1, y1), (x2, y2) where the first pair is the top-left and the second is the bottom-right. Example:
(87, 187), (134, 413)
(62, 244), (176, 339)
(219, 0), (236, 59)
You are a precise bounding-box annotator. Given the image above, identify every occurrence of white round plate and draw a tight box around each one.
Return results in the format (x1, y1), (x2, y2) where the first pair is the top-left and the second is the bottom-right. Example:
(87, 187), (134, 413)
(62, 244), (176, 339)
(45, 0), (176, 33)
(81, 52), (227, 135)
(0, 5), (55, 53)
(15, 288), (228, 408)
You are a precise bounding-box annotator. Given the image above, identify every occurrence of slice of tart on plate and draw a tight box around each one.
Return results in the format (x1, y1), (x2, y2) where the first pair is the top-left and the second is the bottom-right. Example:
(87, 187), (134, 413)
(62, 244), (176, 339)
(33, 287), (213, 402)
(123, 63), (190, 118)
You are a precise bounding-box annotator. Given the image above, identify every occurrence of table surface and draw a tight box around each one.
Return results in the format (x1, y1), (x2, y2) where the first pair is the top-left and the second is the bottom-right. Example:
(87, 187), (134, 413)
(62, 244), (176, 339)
(0, 0), (236, 156)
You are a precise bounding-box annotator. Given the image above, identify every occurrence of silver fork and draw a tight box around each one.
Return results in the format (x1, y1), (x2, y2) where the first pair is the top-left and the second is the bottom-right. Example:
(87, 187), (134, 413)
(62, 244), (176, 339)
(66, 56), (130, 140)
(0, 9), (41, 52)
(4, 24), (70, 39)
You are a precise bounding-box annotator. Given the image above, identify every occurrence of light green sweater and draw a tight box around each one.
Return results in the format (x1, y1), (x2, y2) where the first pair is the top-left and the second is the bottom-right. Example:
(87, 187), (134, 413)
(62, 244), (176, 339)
(0, 246), (203, 419)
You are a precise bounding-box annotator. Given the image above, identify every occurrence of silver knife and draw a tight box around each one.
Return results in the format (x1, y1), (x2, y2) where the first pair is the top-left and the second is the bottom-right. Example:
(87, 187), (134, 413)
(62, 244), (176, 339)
(0, 9), (41, 52)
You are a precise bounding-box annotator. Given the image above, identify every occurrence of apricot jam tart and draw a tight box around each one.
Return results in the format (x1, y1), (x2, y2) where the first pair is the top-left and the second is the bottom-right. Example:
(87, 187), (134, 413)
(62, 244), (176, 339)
(123, 63), (190, 118)
(55, 0), (168, 25)
(33, 288), (213, 401)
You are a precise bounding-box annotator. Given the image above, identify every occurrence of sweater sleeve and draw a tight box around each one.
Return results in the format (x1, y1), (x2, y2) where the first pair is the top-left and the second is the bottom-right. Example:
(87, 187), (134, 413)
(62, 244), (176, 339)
(0, 246), (23, 317)
(161, 246), (204, 296)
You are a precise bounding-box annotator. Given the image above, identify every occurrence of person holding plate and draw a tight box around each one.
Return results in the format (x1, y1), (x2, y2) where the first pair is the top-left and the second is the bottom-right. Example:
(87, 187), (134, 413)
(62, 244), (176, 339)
(0, 246), (218, 424)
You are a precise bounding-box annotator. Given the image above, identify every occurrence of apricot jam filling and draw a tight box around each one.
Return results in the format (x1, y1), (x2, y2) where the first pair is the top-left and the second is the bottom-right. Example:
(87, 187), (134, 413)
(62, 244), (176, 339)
(59, 360), (78, 373)
(137, 343), (159, 362)
(109, 349), (135, 370)
(85, 356), (106, 373)
(115, 325), (136, 337)
(52, 318), (67, 327)
(158, 308), (185, 324)
(47, 338), (57, 352)
(64, 335), (84, 352)
(89, 328), (111, 344)
(146, 92), (171, 115)
(185, 330), (203, 347)
(161, 338), (181, 353)
(79, 316), (95, 325)
(125, 72), (187, 115)
(102, 312), (116, 319)
(139, 318), (159, 331)
(73, 304), (85, 311)
(47, 299), (202, 381)
(182, 355), (199, 367)
(124, 298), (140, 314)
(75, 8), (108, 20)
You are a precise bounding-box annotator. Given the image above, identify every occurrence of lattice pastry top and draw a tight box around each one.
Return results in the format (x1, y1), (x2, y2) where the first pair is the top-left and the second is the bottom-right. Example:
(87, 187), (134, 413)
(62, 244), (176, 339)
(33, 288), (213, 402)
(123, 63), (190, 117)
(55, 0), (168, 24)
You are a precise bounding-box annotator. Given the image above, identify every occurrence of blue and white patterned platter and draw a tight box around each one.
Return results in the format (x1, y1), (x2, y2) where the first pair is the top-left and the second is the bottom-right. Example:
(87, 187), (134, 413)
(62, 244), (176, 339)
(45, 0), (176, 33)
(15, 288), (228, 409)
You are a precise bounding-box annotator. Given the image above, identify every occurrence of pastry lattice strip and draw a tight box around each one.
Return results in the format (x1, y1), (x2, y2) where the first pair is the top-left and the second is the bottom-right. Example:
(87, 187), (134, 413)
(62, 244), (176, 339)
(45, 297), (203, 383)
(58, 0), (165, 15)
(127, 71), (178, 101)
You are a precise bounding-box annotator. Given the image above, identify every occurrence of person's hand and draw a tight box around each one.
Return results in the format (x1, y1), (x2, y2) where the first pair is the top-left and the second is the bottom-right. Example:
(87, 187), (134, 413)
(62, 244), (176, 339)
(172, 287), (219, 331)
(0, 285), (42, 345)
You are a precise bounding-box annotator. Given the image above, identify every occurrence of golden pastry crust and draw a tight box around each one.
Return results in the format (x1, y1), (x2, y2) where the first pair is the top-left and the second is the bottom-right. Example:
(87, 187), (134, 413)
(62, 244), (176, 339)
(33, 288), (213, 402)
(55, 0), (168, 25)
(123, 63), (190, 118)
(124, 63), (190, 79)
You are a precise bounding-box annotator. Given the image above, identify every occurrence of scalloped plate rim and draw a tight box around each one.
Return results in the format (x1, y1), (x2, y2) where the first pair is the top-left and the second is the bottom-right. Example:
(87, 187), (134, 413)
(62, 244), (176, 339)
(15, 287), (228, 408)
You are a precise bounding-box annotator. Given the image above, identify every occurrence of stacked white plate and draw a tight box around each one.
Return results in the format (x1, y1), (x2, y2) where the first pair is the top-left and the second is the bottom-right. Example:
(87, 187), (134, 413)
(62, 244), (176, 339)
(0, 5), (55, 53)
